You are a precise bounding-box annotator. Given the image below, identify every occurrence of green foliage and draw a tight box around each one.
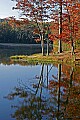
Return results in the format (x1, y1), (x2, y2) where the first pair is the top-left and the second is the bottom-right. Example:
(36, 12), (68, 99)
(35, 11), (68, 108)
(0, 19), (37, 44)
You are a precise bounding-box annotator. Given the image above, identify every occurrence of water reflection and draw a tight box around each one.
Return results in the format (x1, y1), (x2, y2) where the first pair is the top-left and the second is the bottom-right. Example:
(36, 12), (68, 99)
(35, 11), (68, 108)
(0, 44), (42, 63)
(5, 63), (80, 120)
(0, 43), (52, 61)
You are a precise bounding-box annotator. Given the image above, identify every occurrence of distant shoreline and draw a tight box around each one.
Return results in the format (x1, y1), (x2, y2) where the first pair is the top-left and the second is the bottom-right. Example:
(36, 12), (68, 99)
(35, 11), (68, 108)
(0, 43), (41, 47)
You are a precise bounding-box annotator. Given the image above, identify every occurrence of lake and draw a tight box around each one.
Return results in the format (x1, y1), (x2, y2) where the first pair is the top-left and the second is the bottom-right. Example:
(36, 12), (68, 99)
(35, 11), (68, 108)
(0, 44), (80, 120)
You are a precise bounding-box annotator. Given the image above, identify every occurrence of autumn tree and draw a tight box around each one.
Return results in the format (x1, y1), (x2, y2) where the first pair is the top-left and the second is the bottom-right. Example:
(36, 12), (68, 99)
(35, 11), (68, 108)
(49, 0), (80, 54)
(63, 0), (80, 55)
(48, 0), (65, 53)
(12, 0), (55, 55)
(11, 0), (80, 55)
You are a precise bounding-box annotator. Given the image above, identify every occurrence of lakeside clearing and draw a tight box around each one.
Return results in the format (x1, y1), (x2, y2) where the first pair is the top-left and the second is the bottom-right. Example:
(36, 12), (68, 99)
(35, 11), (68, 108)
(10, 49), (80, 65)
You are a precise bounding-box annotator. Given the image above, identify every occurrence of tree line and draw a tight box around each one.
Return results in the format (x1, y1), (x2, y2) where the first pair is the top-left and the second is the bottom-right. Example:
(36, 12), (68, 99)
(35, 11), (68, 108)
(0, 19), (38, 44)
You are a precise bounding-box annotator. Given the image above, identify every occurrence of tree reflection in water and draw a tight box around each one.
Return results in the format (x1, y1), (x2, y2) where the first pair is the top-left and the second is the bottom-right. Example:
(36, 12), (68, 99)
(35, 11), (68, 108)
(6, 64), (80, 120)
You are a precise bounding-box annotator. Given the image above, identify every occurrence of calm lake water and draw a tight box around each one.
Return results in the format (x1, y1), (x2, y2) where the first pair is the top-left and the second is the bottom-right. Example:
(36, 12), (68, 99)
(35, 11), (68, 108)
(0, 44), (80, 120)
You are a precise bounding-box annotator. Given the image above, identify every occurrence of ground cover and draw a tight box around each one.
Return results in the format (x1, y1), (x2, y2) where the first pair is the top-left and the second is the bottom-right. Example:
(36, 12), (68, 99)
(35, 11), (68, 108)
(10, 49), (80, 65)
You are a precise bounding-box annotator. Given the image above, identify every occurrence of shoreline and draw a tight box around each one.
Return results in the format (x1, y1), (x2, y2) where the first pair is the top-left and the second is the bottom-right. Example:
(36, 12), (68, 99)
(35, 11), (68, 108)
(10, 50), (80, 65)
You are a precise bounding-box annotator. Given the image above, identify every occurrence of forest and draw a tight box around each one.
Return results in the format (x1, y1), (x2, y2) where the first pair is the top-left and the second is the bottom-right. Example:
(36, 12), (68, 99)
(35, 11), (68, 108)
(0, 0), (80, 55)
(0, 18), (38, 44)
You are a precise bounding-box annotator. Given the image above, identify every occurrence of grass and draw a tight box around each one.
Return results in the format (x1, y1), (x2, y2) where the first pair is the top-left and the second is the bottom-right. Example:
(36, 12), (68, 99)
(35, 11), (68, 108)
(10, 48), (80, 65)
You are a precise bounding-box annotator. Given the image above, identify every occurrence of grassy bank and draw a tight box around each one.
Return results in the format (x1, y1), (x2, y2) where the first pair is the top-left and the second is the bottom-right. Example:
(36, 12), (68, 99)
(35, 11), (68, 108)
(10, 49), (80, 65)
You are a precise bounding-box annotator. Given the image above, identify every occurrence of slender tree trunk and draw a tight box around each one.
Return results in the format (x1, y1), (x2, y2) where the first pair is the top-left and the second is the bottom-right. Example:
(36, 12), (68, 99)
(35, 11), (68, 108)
(46, 25), (50, 56)
(71, 40), (74, 55)
(47, 38), (49, 56)
(58, 0), (62, 53)
(41, 33), (44, 56)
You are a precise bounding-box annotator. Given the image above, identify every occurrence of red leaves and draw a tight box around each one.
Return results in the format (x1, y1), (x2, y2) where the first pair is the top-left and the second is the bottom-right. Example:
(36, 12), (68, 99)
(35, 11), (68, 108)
(11, 0), (80, 51)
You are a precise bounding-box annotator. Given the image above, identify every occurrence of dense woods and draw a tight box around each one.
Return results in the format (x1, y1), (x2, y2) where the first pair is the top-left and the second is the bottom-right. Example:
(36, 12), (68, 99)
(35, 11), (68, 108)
(0, 18), (37, 44)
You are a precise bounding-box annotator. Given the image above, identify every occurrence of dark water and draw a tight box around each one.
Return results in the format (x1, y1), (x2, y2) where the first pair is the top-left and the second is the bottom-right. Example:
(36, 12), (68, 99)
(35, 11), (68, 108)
(0, 44), (80, 120)
(0, 43), (42, 59)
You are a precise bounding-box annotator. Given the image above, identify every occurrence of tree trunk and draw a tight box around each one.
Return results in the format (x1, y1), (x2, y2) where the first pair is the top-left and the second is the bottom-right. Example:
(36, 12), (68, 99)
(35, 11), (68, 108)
(41, 33), (44, 56)
(46, 25), (50, 56)
(47, 38), (49, 56)
(66, 2), (74, 55)
(58, 0), (62, 53)
(71, 40), (74, 55)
